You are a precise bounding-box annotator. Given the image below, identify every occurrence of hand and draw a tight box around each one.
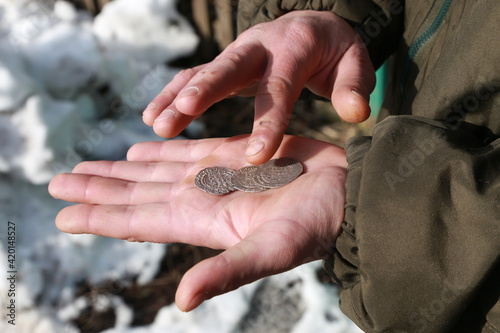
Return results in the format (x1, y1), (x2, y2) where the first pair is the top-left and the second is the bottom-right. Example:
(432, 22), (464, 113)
(143, 10), (375, 164)
(49, 135), (347, 312)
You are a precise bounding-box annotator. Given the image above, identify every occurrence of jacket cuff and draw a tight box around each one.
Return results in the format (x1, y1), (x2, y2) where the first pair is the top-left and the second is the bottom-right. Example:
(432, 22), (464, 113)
(324, 115), (500, 332)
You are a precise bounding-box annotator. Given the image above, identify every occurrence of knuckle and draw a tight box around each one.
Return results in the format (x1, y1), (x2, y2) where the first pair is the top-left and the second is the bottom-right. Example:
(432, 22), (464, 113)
(265, 76), (293, 95)
(72, 161), (92, 173)
(280, 17), (319, 47)
(175, 67), (197, 81)
(219, 50), (245, 69)
(257, 116), (290, 133)
(288, 18), (316, 37)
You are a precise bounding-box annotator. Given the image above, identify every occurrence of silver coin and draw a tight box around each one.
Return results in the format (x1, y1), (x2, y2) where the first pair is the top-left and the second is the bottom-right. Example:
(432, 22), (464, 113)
(195, 166), (236, 195)
(231, 166), (268, 193)
(254, 158), (303, 188)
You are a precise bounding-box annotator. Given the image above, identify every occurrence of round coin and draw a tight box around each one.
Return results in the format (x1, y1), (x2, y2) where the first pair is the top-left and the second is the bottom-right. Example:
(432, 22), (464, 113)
(195, 166), (236, 195)
(254, 158), (303, 188)
(231, 165), (268, 193)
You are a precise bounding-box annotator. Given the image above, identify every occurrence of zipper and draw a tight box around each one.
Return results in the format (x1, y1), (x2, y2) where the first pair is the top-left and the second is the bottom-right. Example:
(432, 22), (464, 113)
(408, 0), (453, 60)
(402, 0), (453, 87)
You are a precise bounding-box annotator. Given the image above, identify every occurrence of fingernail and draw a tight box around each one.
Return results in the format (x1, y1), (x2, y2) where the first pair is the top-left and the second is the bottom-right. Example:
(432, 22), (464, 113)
(184, 293), (206, 312)
(245, 140), (265, 157)
(144, 102), (158, 113)
(351, 88), (368, 102)
(156, 109), (177, 121)
(178, 86), (199, 98)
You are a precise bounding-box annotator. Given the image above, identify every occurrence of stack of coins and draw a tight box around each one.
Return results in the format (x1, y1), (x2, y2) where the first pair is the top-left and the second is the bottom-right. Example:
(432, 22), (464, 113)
(195, 158), (303, 195)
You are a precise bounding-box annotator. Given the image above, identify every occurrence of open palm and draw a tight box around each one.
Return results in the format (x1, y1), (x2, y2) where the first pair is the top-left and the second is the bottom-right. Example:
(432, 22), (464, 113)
(49, 134), (347, 311)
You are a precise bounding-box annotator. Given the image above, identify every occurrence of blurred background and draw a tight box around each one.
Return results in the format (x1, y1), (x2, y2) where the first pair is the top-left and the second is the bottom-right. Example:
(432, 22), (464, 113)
(0, 1), (377, 332)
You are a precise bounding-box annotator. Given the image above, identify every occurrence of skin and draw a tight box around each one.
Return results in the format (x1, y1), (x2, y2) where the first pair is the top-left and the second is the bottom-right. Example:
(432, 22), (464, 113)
(49, 135), (348, 311)
(142, 10), (375, 165)
(49, 10), (375, 312)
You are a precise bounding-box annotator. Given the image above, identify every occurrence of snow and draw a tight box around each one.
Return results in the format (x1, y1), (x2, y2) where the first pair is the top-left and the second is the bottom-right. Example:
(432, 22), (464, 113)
(23, 21), (101, 99)
(0, 40), (36, 111)
(0, 1), (363, 332)
(93, 0), (198, 66)
(12, 94), (76, 183)
(100, 262), (362, 333)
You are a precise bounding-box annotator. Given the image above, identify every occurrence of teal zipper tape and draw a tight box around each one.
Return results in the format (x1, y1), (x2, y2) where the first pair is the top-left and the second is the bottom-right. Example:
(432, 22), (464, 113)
(401, 0), (453, 87)
(408, 0), (453, 60)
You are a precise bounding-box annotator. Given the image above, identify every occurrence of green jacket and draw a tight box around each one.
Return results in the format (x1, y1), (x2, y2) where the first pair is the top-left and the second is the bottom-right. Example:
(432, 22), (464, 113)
(237, 1), (500, 332)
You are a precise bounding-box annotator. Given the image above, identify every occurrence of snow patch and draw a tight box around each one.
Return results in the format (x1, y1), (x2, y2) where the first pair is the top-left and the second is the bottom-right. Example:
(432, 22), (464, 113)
(0, 1), (361, 332)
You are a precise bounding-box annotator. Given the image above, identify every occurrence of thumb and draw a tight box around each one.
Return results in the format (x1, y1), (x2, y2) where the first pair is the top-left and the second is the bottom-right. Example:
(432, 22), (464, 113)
(330, 43), (375, 123)
(175, 229), (303, 312)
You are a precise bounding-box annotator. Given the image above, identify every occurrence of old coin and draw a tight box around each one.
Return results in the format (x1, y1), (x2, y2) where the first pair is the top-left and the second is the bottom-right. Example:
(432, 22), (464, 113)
(254, 158), (303, 188)
(231, 165), (268, 193)
(194, 166), (236, 195)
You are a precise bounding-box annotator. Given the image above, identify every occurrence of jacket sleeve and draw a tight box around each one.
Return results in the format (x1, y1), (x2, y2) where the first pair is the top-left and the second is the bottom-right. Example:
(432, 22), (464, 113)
(324, 115), (500, 333)
(236, 0), (404, 69)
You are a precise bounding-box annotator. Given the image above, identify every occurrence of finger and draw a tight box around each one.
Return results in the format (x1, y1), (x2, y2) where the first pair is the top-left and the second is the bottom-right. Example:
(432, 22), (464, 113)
(143, 66), (201, 126)
(245, 61), (306, 165)
(72, 160), (188, 183)
(330, 43), (375, 123)
(171, 43), (267, 118)
(175, 224), (306, 312)
(151, 104), (196, 138)
(54, 203), (180, 243)
(54, 195), (226, 245)
(127, 139), (221, 163)
(150, 45), (263, 138)
(49, 173), (176, 204)
(127, 136), (249, 164)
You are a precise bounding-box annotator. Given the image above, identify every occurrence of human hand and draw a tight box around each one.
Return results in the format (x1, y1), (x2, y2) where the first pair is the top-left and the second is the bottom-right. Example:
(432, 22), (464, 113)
(49, 135), (347, 312)
(143, 10), (375, 164)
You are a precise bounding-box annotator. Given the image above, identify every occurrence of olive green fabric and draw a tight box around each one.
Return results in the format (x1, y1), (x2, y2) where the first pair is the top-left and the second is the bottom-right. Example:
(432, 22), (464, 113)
(236, 1), (500, 332)
(326, 116), (499, 332)
(237, 0), (404, 69)
(380, 0), (500, 134)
